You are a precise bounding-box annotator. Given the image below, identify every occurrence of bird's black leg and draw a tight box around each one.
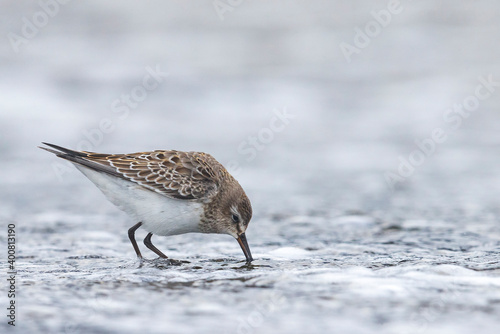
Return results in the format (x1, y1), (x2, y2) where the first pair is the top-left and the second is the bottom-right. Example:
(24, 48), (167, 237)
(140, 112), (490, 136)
(144, 233), (168, 258)
(128, 222), (143, 258)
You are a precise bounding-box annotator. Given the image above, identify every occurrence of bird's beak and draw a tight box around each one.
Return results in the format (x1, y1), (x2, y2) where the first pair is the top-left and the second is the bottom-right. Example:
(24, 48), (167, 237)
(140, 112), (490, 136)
(236, 233), (253, 263)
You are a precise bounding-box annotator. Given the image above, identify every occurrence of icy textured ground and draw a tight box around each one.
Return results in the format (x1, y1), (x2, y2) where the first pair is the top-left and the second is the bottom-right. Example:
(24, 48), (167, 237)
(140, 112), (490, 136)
(1, 1), (500, 334)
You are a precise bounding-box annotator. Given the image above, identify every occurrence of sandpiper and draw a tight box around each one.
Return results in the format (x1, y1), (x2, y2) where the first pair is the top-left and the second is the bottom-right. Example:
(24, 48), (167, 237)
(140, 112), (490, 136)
(40, 143), (253, 263)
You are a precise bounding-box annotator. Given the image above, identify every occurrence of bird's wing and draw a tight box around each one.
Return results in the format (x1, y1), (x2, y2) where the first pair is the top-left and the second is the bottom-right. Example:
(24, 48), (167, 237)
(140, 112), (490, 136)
(40, 143), (221, 201)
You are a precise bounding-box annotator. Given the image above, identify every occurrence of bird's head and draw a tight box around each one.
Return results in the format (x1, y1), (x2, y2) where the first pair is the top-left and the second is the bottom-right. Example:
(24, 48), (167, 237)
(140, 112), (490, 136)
(211, 182), (253, 263)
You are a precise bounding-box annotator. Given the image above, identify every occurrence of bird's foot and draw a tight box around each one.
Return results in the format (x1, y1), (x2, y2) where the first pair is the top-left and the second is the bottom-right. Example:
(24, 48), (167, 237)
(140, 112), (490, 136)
(151, 257), (189, 266)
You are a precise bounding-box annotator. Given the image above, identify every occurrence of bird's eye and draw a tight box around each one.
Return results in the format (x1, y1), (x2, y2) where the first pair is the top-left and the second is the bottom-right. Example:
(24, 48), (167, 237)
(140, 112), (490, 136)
(232, 214), (240, 223)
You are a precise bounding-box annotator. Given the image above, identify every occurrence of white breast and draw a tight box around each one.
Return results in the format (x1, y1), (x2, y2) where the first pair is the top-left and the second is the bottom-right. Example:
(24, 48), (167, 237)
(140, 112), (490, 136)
(74, 165), (203, 236)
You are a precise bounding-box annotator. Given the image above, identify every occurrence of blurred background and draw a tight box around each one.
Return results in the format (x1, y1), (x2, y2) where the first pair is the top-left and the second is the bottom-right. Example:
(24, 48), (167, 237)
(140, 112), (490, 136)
(1, 1), (500, 334)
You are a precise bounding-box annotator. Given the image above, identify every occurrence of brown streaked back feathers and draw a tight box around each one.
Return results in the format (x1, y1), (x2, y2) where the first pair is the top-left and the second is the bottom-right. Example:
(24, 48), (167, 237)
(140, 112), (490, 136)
(41, 143), (223, 201)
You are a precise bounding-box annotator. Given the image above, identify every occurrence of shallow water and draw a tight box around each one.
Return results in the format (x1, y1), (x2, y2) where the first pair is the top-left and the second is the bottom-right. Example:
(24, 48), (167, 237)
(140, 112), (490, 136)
(6, 206), (500, 334)
(1, 1), (500, 333)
